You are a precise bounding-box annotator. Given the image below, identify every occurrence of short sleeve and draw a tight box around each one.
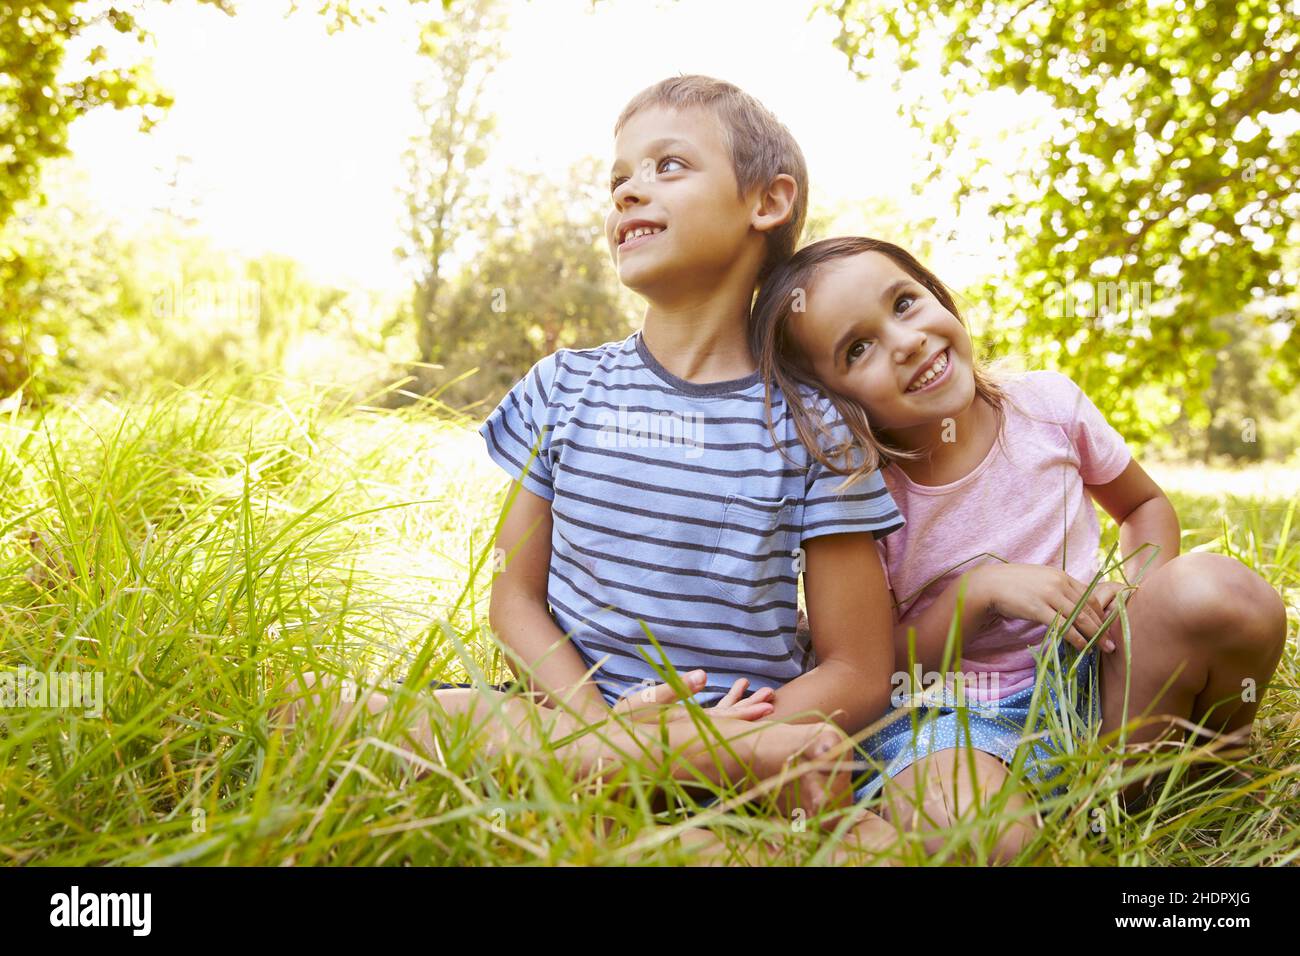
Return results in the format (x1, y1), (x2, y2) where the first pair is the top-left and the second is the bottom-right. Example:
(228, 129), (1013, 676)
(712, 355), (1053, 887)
(874, 538), (893, 592)
(1048, 372), (1132, 485)
(799, 397), (904, 543)
(478, 355), (557, 500)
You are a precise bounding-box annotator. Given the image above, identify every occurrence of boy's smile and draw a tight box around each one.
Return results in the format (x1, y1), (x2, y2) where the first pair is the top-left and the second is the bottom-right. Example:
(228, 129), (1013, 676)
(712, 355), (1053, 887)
(604, 105), (760, 300)
(615, 219), (665, 251)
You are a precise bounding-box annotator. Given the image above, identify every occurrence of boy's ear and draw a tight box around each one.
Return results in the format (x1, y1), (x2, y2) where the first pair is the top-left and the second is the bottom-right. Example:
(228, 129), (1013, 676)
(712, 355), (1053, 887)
(750, 173), (798, 235)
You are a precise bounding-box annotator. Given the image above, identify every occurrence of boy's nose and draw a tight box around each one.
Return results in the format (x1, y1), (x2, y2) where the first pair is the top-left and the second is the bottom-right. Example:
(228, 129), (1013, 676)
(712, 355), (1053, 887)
(612, 178), (646, 209)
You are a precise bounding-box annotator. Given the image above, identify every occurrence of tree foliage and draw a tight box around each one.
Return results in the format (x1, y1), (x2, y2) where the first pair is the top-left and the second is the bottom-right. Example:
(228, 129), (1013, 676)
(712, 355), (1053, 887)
(0, 0), (452, 230)
(1, 163), (351, 401)
(429, 158), (638, 411)
(395, 0), (503, 364)
(0, 0), (240, 229)
(826, 0), (1299, 440)
(0, 0), (450, 397)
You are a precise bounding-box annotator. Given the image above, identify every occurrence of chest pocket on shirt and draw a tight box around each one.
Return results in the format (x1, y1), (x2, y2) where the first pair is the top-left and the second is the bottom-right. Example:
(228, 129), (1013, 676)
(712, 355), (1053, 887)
(707, 494), (797, 605)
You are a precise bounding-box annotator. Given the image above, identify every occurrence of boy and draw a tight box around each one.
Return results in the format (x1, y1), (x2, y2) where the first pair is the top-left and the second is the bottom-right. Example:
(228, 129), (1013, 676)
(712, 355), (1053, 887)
(281, 76), (903, 826)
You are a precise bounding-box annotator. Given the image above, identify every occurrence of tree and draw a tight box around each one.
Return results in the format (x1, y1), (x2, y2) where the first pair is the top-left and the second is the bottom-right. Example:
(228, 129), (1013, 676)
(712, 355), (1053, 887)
(1201, 314), (1277, 461)
(395, 0), (504, 364)
(429, 158), (638, 411)
(0, 1), (238, 229)
(0, 0), (447, 230)
(826, 0), (1299, 441)
(0, 0), (445, 398)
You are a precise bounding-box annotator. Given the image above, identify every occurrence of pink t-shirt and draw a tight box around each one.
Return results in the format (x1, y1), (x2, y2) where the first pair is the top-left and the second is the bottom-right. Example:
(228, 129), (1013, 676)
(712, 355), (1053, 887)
(876, 370), (1132, 701)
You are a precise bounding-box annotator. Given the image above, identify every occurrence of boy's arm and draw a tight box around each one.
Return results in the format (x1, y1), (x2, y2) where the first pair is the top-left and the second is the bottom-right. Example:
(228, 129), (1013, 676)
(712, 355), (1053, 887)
(490, 483), (609, 720)
(765, 532), (893, 736)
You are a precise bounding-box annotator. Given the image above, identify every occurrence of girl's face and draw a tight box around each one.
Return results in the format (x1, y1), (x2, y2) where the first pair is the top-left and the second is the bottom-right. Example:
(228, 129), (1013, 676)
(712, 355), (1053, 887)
(788, 251), (977, 433)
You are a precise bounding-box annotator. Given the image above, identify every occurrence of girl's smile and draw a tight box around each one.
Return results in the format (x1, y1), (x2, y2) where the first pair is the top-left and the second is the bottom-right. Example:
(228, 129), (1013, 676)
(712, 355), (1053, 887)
(788, 251), (978, 440)
(904, 347), (951, 394)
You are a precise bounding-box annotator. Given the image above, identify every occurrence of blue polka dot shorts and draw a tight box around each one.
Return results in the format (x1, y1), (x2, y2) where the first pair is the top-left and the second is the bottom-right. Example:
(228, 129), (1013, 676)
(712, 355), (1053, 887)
(849, 646), (1100, 804)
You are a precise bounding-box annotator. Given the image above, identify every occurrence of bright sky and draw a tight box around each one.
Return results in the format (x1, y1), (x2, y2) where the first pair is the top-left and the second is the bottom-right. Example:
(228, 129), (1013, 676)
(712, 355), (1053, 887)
(63, 0), (1052, 293)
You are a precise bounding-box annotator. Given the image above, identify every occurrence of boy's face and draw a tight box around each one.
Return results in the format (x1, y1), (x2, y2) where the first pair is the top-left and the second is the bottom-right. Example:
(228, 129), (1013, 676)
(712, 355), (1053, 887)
(604, 105), (759, 298)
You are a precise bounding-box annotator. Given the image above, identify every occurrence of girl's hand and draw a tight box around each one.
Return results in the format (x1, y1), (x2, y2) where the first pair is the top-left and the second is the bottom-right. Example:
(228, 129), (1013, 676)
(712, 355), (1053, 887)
(1090, 580), (1133, 654)
(974, 564), (1110, 653)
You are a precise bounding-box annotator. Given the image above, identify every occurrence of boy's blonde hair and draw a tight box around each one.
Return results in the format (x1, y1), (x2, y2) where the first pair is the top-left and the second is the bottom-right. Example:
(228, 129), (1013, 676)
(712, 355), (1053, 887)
(615, 75), (808, 285)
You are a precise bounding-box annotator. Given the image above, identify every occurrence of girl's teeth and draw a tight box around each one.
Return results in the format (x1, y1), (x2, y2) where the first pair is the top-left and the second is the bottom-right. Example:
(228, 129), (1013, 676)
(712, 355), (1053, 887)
(908, 351), (948, 392)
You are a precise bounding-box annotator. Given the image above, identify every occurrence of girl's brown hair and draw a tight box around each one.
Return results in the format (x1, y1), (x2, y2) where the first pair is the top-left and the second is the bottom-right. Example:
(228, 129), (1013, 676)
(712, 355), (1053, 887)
(749, 236), (1008, 483)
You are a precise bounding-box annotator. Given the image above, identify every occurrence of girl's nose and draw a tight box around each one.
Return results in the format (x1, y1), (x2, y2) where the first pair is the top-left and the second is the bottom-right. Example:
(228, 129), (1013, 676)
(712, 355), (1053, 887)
(892, 327), (927, 365)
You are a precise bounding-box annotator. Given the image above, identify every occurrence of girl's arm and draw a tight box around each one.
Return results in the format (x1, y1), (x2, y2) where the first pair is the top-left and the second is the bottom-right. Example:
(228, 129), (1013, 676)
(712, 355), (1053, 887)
(870, 465), (1174, 673)
(1086, 459), (1180, 579)
(489, 484), (610, 720)
(907, 460), (1177, 662)
(889, 572), (996, 675)
(766, 532), (894, 736)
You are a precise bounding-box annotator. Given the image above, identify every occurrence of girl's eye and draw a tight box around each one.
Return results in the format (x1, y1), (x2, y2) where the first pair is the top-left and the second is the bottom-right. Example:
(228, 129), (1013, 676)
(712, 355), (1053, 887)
(609, 176), (627, 194)
(847, 340), (871, 365)
(895, 294), (916, 314)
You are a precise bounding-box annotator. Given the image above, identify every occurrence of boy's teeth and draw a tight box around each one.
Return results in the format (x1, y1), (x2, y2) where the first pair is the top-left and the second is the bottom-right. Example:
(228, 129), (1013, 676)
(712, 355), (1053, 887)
(623, 226), (664, 242)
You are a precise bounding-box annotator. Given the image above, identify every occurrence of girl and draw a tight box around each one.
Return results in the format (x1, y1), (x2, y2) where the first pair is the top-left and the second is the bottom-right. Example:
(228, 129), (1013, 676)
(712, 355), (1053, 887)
(750, 236), (1289, 861)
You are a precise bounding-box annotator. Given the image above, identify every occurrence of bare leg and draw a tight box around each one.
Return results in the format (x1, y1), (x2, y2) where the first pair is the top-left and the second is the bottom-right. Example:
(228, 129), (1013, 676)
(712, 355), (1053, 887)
(665, 807), (899, 866)
(879, 748), (1040, 864)
(1098, 553), (1289, 800)
(273, 673), (858, 816)
(669, 826), (785, 866)
(833, 807), (904, 862)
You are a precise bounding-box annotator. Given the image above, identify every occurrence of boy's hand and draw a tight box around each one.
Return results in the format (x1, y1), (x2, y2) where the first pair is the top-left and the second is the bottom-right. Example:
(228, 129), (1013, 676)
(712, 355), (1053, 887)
(973, 563), (1110, 653)
(610, 670), (708, 721)
(611, 672), (775, 722)
(704, 678), (775, 721)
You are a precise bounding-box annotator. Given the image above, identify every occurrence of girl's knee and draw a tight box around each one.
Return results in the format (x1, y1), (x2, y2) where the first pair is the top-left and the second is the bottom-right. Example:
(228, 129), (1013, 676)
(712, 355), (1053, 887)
(882, 750), (1019, 828)
(1162, 554), (1287, 653)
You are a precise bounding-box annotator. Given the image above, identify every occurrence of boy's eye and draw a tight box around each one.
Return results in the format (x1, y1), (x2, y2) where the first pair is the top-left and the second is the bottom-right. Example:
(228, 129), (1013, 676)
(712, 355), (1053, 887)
(610, 157), (683, 195)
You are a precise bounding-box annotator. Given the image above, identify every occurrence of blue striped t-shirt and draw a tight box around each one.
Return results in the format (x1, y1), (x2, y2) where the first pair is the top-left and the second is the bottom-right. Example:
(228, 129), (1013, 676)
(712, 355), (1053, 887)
(479, 330), (904, 707)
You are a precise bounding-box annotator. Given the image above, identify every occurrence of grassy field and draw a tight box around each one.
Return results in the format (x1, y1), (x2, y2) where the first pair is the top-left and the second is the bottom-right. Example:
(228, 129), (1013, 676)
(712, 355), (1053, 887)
(1, 381), (1297, 866)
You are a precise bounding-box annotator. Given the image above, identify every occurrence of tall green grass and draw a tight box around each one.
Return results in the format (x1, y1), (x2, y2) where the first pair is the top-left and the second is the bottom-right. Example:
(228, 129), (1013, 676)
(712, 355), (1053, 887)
(1, 379), (1297, 865)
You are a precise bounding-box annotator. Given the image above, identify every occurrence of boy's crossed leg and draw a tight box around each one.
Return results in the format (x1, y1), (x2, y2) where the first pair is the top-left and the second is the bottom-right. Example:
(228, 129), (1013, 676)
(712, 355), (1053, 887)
(272, 673), (858, 821)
